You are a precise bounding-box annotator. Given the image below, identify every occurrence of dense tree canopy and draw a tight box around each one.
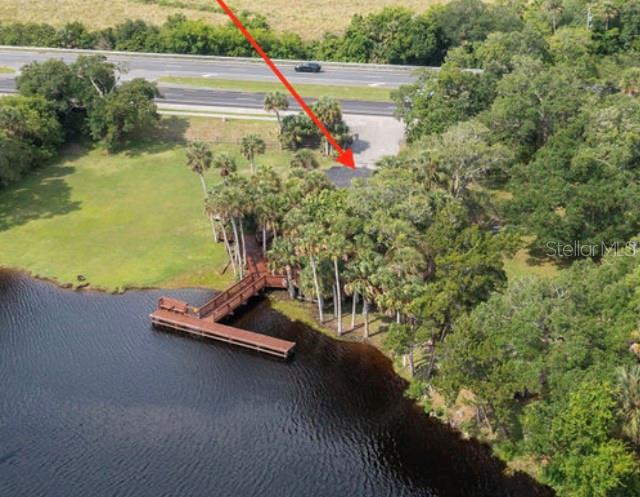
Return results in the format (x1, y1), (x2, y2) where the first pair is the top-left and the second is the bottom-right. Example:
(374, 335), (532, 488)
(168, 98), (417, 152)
(433, 252), (640, 495)
(0, 96), (63, 186)
(2, 56), (159, 186)
(393, 63), (496, 142)
(87, 78), (159, 151)
(5, 3), (640, 496)
(382, 3), (640, 496)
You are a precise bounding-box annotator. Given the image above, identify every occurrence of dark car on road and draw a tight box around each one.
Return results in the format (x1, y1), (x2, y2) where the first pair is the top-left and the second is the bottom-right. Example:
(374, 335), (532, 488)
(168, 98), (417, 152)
(294, 62), (322, 73)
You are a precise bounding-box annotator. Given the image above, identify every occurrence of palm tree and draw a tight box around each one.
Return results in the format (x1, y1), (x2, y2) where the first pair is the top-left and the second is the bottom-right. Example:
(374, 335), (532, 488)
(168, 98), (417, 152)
(290, 149), (320, 172)
(186, 141), (220, 243)
(252, 166), (282, 253)
(283, 200), (326, 323)
(617, 365), (640, 446)
(279, 114), (320, 151)
(620, 68), (640, 97)
(268, 238), (297, 298)
(227, 176), (252, 276)
(303, 226), (325, 323)
(206, 190), (237, 277)
(300, 171), (334, 196)
(312, 97), (343, 156)
(544, 0), (564, 32)
(344, 250), (381, 338)
(240, 134), (266, 174)
(212, 153), (237, 183)
(324, 233), (349, 336)
(263, 92), (289, 133)
(410, 151), (443, 191)
(186, 141), (213, 198)
(596, 0), (618, 30)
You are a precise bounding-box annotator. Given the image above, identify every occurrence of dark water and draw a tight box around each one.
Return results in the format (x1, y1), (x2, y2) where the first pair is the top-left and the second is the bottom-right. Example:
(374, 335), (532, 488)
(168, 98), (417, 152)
(0, 271), (553, 497)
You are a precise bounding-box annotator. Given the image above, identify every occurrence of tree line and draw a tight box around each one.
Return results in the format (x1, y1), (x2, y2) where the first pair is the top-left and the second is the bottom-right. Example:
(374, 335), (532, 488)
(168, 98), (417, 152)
(394, 1), (640, 261)
(433, 253), (640, 496)
(0, 1), (525, 66)
(2, 1), (638, 66)
(180, 2), (640, 495)
(387, 0), (640, 495)
(185, 103), (514, 389)
(0, 56), (159, 187)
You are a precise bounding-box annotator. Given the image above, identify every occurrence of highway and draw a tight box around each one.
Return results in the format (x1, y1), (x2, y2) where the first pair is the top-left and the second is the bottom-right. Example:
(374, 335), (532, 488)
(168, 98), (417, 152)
(0, 78), (397, 117)
(0, 47), (419, 89)
(160, 86), (396, 116)
(0, 48), (405, 167)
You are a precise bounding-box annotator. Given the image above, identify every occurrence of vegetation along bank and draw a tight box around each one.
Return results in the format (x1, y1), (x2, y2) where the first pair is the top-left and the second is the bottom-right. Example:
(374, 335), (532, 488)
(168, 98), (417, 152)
(1, 1), (640, 496)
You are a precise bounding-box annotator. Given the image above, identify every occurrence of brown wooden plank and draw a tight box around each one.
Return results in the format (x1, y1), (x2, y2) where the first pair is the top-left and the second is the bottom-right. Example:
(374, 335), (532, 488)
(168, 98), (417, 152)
(151, 233), (295, 358)
(151, 309), (295, 358)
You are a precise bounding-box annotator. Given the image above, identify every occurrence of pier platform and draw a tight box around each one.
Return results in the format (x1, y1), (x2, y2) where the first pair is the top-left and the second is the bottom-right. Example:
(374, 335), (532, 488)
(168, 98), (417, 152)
(150, 236), (294, 359)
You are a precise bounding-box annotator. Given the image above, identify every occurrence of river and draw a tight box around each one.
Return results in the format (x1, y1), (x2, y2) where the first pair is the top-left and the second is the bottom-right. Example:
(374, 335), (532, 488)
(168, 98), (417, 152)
(0, 270), (552, 497)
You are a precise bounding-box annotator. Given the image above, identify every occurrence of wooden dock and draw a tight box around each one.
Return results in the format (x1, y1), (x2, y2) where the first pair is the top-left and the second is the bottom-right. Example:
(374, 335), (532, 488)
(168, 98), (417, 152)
(151, 308), (294, 358)
(150, 236), (294, 359)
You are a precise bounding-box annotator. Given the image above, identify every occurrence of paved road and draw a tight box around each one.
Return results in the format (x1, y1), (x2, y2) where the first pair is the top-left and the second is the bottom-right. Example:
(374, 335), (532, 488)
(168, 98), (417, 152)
(0, 58), (405, 171)
(0, 48), (418, 88)
(0, 78), (397, 117)
(160, 86), (396, 116)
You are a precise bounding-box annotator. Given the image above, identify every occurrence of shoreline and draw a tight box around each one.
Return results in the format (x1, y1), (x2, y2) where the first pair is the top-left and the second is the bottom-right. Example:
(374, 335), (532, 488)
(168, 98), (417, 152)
(0, 265), (545, 486)
(0, 266), (216, 295)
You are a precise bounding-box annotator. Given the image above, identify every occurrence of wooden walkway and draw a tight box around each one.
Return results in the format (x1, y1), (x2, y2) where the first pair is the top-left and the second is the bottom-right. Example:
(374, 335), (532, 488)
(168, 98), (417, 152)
(150, 236), (294, 359)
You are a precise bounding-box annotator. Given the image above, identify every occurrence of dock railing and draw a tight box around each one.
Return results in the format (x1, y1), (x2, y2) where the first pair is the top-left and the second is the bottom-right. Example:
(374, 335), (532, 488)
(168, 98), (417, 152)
(196, 272), (264, 319)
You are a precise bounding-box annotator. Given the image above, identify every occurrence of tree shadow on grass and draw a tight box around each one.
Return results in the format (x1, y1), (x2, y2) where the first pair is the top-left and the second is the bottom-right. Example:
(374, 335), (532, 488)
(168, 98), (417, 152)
(122, 116), (190, 157)
(0, 159), (81, 232)
(526, 246), (572, 270)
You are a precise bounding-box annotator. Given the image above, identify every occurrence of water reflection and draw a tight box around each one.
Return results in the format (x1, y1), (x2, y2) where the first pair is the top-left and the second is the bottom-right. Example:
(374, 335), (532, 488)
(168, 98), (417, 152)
(0, 271), (553, 497)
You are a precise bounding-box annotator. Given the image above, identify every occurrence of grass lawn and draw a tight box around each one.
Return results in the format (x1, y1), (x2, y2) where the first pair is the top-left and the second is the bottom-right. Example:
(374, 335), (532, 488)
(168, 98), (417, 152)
(503, 248), (559, 280)
(0, 0), (442, 40)
(0, 116), (327, 292)
(0, 67), (15, 74)
(160, 77), (393, 102)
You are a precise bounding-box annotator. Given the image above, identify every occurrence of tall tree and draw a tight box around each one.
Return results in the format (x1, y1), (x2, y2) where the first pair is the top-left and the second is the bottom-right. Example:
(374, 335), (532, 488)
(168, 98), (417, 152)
(263, 92), (289, 133)
(268, 237), (298, 298)
(252, 165), (282, 253)
(312, 97), (344, 156)
(212, 152), (237, 183)
(16, 59), (80, 126)
(88, 78), (159, 151)
(420, 120), (510, 199)
(344, 249), (381, 338)
(186, 141), (213, 197)
(617, 365), (640, 447)
(240, 134), (266, 174)
(186, 141), (221, 244)
(206, 190), (237, 277)
(72, 55), (118, 103)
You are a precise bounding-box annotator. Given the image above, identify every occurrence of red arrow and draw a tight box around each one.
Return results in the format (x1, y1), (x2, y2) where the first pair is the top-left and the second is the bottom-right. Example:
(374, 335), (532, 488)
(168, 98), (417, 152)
(215, 0), (356, 169)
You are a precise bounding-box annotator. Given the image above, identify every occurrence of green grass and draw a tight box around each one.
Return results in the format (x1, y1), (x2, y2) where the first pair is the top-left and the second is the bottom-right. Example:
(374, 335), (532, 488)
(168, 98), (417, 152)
(503, 248), (559, 281)
(0, 66), (15, 74)
(0, 116), (325, 292)
(270, 294), (418, 379)
(489, 191), (560, 281)
(162, 109), (273, 120)
(160, 77), (393, 102)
